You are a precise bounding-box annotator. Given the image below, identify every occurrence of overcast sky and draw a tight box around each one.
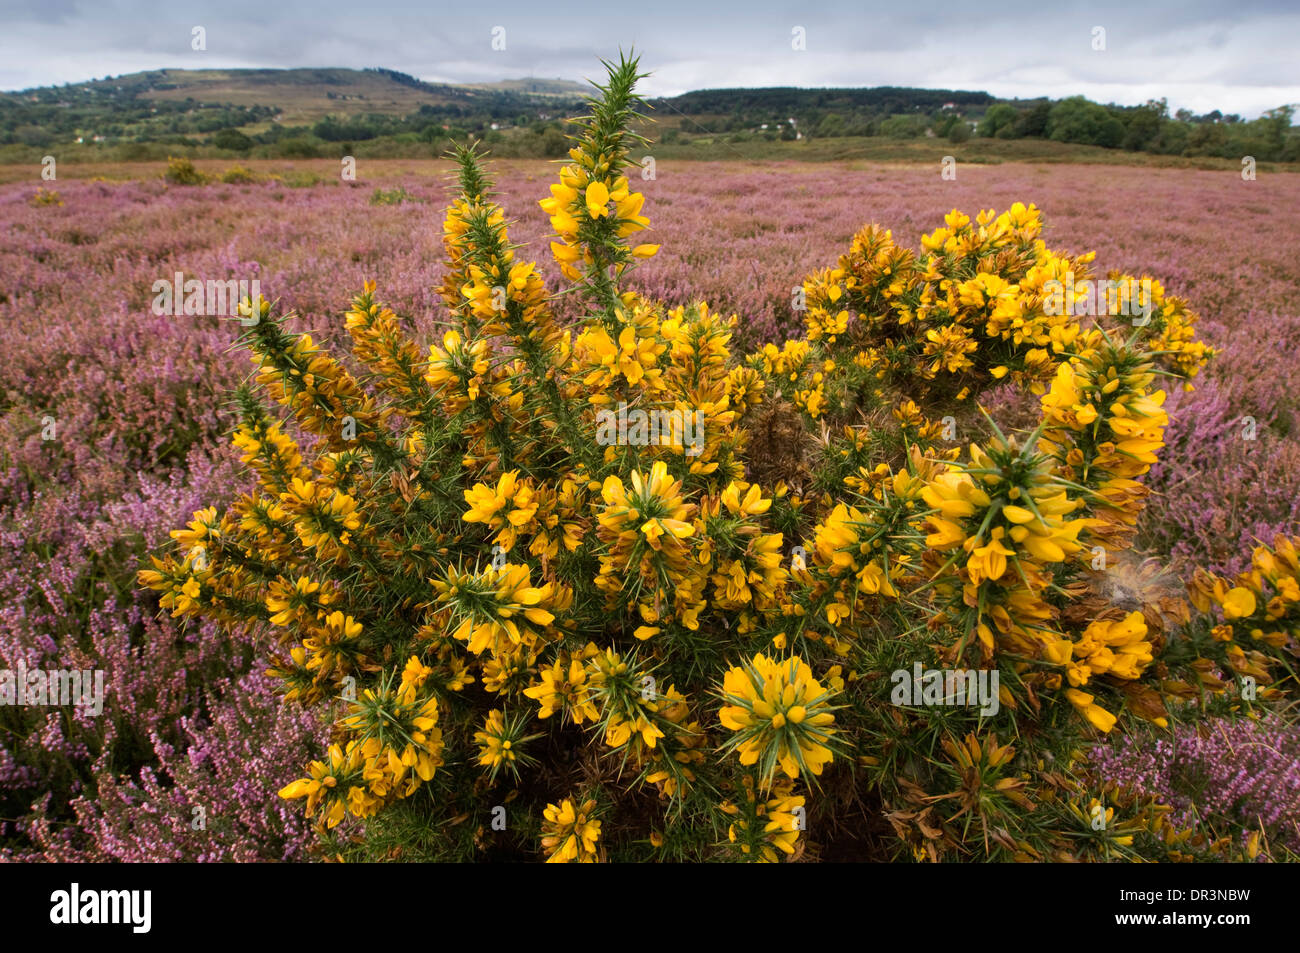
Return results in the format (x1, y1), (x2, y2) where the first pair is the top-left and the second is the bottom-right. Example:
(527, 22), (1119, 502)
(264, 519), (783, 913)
(2, 0), (1297, 117)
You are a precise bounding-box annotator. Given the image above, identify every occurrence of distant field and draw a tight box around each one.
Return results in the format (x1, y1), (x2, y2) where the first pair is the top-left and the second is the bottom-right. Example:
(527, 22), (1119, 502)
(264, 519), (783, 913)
(0, 157), (461, 185)
(4, 132), (1296, 180)
(642, 131), (1300, 170)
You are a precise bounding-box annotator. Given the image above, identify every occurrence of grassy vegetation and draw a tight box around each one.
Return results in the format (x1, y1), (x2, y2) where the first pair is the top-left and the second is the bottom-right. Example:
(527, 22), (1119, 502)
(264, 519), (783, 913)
(636, 131), (1300, 170)
(3, 145), (1294, 188)
(0, 157), (451, 186)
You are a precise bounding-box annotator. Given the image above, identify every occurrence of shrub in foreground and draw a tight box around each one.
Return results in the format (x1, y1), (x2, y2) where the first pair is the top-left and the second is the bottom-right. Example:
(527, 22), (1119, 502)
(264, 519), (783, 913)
(140, 55), (1295, 862)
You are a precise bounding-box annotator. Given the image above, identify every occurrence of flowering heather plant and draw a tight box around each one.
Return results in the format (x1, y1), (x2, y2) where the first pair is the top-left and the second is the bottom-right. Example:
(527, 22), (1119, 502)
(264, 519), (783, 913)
(1090, 713), (1300, 858)
(0, 441), (326, 861)
(139, 54), (1295, 863)
(1139, 310), (1300, 577)
(0, 190), (324, 860)
(19, 669), (322, 863)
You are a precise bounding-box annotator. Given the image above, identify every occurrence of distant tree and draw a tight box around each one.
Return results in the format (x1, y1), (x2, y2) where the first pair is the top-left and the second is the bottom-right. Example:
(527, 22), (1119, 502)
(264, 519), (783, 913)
(879, 115), (925, 138)
(276, 137), (319, 158)
(815, 113), (845, 137)
(313, 116), (378, 142)
(1152, 120), (1189, 155)
(1014, 102), (1052, 138)
(1261, 105), (1294, 151)
(213, 128), (254, 152)
(979, 104), (1018, 137)
(1121, 100), (1166, 152)
(1046, 97), (1125, 148)
(15, 125), (53, 148)
(541, 128), (567, 156)
(947, 121), (971, 143)
(844, 116), (875, 136)
(1184, 121), (1230, 156)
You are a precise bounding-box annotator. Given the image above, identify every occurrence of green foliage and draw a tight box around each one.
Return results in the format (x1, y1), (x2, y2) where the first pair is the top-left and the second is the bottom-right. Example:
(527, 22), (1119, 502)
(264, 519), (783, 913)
(213, 128), (254, 152)
(369, 186), (420, 205)
(1120, 100), (1167, 152)
(281, 170), (324, 188)
(276, 137), (320, 159)
(1047, 97), (1126, 148)
(657, 85), (993, 119)
(979, 104), (1019, 138)
(878, 115), (926, 138)
(313, 116), (380, 142)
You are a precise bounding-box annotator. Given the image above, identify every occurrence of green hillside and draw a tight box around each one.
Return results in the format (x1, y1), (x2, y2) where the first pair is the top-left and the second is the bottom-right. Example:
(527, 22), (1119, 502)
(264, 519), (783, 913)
(1, 68), (1294, 165)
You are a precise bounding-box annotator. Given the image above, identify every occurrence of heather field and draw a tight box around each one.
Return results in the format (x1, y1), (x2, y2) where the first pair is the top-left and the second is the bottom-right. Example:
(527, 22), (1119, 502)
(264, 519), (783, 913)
(3, 157), (1299, 860)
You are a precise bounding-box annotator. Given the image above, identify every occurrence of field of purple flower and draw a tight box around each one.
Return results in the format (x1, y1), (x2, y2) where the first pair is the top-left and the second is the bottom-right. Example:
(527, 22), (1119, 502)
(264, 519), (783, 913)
(3, 158), (1298, 860)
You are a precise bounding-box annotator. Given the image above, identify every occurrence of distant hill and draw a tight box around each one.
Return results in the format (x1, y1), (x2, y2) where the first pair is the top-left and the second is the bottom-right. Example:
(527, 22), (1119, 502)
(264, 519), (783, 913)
(137, 68), (474, 121)
(1, 67), (1292, 164)
(470, 78), (592, 97)
(3, 67), (582, 126)
(1, 68), (1000, 131)
(0, 67), (594, 154)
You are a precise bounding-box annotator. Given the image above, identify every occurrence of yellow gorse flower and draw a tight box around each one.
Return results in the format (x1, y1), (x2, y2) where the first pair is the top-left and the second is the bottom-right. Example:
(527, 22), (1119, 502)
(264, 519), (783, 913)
(540, 798), (602, 862)
(719, 653), (837, 786)
(432, 562), (562, 658)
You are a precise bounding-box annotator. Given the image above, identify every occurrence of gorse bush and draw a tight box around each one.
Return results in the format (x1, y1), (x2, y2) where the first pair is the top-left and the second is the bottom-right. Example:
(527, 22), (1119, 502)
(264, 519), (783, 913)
(140, 54), (1297, 862)
(220, 164), (259, 185)
(164, 156), (209, 186)
(28, 186), (63, 207)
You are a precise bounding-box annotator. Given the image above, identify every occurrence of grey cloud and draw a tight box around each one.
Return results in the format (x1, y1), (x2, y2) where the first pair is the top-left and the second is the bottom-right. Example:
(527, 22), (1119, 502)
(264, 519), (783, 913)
(0, 0), (1295, 116)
